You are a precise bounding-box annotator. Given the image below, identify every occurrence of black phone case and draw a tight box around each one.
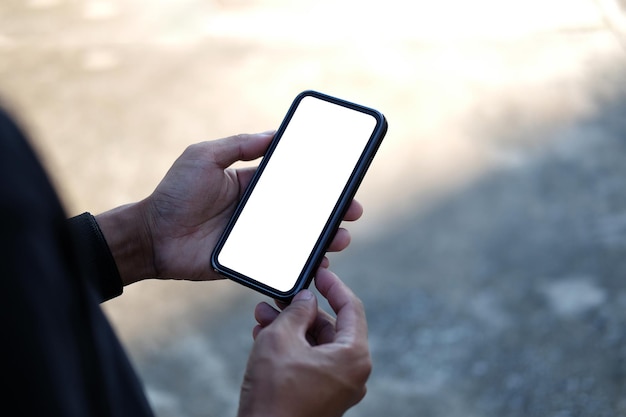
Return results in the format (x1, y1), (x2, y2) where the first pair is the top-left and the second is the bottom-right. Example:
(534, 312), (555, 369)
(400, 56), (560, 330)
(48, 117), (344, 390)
(211, 90), (388, 302)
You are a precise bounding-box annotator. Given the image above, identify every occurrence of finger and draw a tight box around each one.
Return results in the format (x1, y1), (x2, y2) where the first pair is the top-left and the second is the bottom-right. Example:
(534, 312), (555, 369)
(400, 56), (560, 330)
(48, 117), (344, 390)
(326, 228), (351, 252)
(254, 301), (280, 327)
(235, 166), (258, 192)
(314, 268), (367, 345)
(211, 131), (274, 168)
(308, 307), (337, 345)
(252, 324), (263, 340)
(273, 291), (337, 345)
(320, 256), (330, 268)
(274, 299), (289, 311)
(269, 290), (318, 336)
(343, 199), (364, 222)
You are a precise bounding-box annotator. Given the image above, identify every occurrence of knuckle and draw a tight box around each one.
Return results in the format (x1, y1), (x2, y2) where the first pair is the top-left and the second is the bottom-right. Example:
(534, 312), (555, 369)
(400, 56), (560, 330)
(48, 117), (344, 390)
(182, 142), (200, 154)
(256, 325), (283, 346)
(352, 297), (366, 316)
(232, 133), (249, 141)
(182, 142), (210, 159)
(337, 344), (372, 384)
(352, 351), (373, 383)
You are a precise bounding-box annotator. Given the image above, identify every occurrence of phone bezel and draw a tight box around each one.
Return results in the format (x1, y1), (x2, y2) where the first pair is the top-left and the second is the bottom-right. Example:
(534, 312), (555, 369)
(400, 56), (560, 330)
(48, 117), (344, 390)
(211, 90), (388, 302)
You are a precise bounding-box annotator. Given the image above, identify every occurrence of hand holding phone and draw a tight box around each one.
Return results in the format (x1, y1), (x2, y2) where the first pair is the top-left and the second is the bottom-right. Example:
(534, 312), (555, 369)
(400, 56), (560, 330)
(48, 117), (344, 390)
(211, 91), (387, 301)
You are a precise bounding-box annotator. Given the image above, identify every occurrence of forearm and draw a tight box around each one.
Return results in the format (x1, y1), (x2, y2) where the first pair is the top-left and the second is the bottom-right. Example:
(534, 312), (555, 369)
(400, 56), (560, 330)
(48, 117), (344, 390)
(95, 200), (155, 286)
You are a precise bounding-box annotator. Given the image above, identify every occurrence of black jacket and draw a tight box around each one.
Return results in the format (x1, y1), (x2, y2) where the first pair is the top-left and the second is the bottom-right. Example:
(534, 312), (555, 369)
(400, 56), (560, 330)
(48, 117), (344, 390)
(0, 108), (154, 416)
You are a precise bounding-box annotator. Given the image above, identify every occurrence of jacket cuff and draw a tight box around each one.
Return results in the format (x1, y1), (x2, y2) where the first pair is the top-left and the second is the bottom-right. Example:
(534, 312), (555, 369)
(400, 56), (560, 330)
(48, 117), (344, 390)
(67, 212), (123, 302)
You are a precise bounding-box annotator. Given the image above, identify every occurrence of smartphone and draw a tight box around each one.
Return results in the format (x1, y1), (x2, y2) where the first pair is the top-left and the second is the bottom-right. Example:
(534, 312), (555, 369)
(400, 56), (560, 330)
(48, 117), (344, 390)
(211, 90), (387, 301)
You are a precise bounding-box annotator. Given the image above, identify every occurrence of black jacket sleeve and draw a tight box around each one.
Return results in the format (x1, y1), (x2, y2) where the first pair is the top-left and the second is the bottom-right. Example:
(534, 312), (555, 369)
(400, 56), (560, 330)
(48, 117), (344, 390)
(0, 107), (154, 416)
(67, 212), (124, 302)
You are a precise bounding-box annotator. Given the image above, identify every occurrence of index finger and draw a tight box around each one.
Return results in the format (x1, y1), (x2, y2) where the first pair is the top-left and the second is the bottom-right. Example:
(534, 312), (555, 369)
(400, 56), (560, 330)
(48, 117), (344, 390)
(342, 199), (363, 222)
(314, 267), (368, 346)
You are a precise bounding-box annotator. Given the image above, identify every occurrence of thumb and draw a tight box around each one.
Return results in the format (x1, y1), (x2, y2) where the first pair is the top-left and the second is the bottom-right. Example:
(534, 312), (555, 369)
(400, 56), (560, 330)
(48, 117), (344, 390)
(212, 131), (274, 168)
(273, 290), (318, 335)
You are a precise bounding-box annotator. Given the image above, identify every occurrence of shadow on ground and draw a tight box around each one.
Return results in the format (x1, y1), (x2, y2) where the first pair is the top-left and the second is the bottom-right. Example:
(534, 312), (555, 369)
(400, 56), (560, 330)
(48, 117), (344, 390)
(345, 87), (626, 417)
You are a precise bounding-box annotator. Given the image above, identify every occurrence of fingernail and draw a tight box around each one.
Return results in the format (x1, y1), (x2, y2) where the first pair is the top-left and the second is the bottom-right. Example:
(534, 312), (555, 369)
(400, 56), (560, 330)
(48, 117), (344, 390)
(294, 289), (314, 301)
(260, 129), (276, 135)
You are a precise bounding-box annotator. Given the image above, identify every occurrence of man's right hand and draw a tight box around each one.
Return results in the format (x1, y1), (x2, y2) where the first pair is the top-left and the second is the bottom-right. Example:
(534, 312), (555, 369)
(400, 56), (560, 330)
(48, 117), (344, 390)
(238, 268), (372, 417)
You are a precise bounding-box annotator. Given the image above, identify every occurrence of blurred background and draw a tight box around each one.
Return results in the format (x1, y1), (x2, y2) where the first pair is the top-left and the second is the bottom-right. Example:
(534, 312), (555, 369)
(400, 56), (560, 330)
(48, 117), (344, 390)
(2, 0), (626, 415)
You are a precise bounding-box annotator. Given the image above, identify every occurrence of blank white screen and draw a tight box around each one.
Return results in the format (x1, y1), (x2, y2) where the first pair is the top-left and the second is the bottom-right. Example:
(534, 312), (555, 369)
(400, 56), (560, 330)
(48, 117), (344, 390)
(217, 96), (377, 292)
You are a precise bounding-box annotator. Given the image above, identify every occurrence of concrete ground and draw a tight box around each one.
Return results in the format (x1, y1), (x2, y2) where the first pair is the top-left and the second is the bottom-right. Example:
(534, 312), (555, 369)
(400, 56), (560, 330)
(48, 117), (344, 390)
(2, 0), (626, 416)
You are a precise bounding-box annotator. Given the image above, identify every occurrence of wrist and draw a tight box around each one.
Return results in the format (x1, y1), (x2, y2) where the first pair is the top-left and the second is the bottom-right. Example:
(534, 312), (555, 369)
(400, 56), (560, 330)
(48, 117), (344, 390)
(95, 200), (155, 286)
